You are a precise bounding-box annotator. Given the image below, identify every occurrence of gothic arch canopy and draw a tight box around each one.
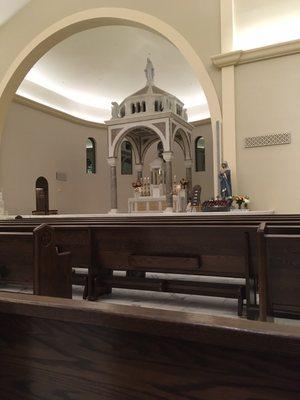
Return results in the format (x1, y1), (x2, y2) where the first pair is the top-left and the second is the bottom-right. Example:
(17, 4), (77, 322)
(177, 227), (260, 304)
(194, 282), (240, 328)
(108, 120), (168, 160)
(173, 126), (192, 161)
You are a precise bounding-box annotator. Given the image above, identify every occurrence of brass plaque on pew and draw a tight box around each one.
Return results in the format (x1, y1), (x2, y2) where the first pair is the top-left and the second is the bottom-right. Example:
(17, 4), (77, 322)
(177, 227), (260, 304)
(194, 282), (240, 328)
(128, 255), (200, 272)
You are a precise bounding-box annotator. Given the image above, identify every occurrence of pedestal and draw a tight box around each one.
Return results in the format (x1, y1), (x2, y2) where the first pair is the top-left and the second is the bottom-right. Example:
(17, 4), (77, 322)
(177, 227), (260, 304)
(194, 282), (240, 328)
(108, 157), (118, 213)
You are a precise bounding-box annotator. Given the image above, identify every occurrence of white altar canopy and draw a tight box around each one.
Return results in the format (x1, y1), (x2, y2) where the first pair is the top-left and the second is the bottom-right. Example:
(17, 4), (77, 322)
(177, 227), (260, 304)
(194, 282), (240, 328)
(105, 59), (193, 213)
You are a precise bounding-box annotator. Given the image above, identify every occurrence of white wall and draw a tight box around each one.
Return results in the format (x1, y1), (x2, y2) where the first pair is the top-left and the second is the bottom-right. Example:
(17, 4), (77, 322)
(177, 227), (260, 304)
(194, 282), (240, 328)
(235, 53), (300, 213)
(234, 0), (300, 50)
(0, 102), (213, 214)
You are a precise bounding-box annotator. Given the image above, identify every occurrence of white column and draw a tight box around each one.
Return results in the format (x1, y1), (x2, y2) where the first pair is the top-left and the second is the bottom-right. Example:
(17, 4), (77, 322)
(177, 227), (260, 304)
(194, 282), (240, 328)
(220, 0), (237, 193)
(135, 163), (143, 181)
(162, 151), (173, 212)
(107, 157), (118, 213)
(184, 159), (193, 197)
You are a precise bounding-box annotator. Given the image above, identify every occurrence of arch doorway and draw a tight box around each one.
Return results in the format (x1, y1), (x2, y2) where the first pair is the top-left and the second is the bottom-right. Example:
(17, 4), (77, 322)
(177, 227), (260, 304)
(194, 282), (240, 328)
(33, 177), (57, 215)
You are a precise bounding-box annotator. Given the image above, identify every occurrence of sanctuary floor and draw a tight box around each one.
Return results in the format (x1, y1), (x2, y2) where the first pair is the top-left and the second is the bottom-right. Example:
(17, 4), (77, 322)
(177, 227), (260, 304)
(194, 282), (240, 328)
(1, 210), (275, 219)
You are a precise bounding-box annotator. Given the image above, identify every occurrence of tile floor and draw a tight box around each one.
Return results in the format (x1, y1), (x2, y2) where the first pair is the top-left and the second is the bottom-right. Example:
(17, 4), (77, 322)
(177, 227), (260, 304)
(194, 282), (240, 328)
(1, 282), (299, 328)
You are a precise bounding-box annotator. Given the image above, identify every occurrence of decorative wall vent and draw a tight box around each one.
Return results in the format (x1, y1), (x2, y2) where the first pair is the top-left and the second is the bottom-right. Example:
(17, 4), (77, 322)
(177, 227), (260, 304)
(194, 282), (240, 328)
(245, 133), (291, 148)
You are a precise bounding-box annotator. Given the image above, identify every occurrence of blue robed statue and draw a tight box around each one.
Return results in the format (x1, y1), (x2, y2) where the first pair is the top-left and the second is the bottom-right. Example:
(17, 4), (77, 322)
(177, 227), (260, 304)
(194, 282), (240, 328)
(219, 161), (232, 198)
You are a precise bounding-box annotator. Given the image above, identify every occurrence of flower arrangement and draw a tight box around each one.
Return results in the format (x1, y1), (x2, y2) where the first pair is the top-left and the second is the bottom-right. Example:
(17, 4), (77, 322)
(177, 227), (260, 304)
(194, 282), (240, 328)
(233, 195), (250, 209)
(132, 179), (142, 197)
(132, 179), (142, 190)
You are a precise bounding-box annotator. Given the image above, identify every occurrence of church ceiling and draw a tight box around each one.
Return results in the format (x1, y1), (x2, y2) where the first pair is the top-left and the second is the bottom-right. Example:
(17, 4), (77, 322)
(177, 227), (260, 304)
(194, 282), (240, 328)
(16, 25), (210, 124)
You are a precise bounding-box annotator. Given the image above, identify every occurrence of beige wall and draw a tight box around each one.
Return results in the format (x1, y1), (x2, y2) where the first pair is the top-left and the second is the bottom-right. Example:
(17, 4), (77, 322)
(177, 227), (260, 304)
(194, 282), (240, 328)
(235, 53), (300, 213)
(191, 123), (214, 201)
(0, 102), (213, 214)
(0, 102), (110, 214)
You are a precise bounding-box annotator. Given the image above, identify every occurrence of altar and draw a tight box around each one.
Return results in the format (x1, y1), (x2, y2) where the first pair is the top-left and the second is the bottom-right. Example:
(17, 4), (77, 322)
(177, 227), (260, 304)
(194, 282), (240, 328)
(128, 196), (166, 213)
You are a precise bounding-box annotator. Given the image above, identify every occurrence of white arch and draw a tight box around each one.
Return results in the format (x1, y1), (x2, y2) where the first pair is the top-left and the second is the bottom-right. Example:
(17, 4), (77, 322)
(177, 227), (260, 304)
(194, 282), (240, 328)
(141, 137), (161, 164)
(0, 7), (222, 194)
(110, 123), (168, 158)
(120, 136), (140, 165)
(173, 126), (192, 160)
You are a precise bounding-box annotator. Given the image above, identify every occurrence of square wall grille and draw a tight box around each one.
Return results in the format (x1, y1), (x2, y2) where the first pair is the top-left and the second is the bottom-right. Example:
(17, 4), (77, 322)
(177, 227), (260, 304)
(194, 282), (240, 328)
(245, 133), (291, 148)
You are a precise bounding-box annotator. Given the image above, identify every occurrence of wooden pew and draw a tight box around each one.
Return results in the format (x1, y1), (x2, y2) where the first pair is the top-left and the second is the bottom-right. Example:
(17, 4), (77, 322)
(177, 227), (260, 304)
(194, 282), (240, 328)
(1, 215), (300, 319)
(0, 292), (299, 400)
(258, 223), (300, 321)
(87, 223), (257, 317)
(0, 216), (294, 318)
(0, 221), (253, 316)
(0, 224), (72, 298)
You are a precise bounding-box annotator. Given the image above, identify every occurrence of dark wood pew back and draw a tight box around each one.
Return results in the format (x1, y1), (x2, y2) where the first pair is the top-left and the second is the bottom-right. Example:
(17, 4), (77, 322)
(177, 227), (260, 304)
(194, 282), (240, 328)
(0, 231), (33, 285)
(0, 292), (299, 400)
(1, 215), (300, 319)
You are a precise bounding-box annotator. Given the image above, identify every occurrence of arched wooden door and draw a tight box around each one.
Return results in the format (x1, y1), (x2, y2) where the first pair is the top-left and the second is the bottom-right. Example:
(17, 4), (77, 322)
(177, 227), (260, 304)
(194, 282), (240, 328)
(35, 177), (49, 214)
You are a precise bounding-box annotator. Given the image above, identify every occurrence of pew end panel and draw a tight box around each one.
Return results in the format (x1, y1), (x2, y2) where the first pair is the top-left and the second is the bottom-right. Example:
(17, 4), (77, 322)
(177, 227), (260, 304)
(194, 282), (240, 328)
(34, 224), (72, 299)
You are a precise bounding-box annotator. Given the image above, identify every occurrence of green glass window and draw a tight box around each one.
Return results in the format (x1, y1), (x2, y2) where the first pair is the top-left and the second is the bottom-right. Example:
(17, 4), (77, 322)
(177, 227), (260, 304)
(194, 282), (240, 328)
(121, 141), (132, 175)
(86, 138), (96, 174)
(195, 136), (205, 171)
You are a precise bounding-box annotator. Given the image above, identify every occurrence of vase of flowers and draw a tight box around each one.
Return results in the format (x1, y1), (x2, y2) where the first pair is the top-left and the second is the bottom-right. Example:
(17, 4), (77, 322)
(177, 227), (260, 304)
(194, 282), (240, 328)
(132, 179), (142, 198)
(233, 195), (250, 210)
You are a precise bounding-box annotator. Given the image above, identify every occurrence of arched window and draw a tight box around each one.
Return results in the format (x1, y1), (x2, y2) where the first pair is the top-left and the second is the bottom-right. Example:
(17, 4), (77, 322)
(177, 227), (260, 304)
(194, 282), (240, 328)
(142, 101), (146, 112)
(86, 138), (96, 174)
(176, 104), (182, 116)
(154, 100), (163, 112)
(195, 136), (205, 171)
(121, 141), (132, 175)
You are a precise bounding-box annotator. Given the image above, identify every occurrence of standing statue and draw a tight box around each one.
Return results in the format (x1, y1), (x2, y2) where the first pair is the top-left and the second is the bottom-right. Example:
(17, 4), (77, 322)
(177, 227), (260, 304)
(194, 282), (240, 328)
(219, 161), (232, 198)
(111, 102), (119, 118)
(183, 108), (188, 121)
(144, 58), (155, 86)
